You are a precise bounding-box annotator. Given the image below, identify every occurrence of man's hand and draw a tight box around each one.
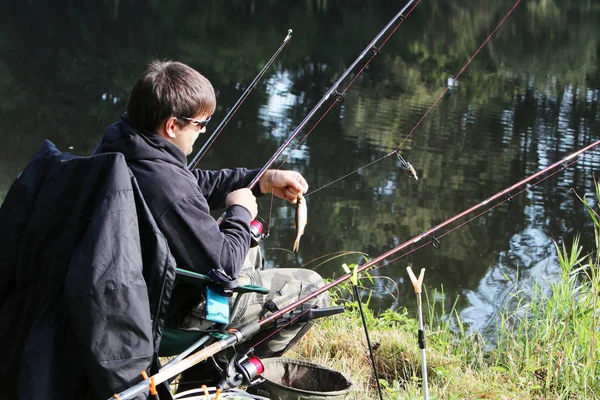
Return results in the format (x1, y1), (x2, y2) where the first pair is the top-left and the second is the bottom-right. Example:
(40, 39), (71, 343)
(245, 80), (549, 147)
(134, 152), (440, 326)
(259, 170), (308, 204)
(226, 188), (258, 219)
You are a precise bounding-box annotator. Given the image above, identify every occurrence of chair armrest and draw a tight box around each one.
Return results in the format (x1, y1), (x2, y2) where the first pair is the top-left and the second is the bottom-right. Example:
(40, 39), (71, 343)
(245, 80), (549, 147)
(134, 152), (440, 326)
(235, 284), (270, 295)
(176, 268), (269, 294)
(176, 268), (212, 287)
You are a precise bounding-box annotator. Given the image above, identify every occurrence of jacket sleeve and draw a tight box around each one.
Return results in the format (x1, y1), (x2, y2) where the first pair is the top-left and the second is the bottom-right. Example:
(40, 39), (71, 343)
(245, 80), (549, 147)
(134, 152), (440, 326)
(157, 193), (254, 282)
(192, 167), (262, 209)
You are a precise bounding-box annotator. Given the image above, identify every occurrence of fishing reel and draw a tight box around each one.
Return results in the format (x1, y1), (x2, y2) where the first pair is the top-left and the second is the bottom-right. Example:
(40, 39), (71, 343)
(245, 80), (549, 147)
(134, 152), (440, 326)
(249, 217), (268, 246)
(218, 348), (265, 390)
(219, 214), (268, 246)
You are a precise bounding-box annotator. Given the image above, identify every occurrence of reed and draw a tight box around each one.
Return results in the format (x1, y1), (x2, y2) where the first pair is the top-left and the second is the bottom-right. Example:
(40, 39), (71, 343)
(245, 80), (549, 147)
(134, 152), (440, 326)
(490, 190), (600, 397)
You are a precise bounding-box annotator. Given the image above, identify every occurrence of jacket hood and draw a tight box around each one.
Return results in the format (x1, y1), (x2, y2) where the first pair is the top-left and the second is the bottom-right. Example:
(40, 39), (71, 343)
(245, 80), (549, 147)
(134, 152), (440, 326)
(95, 114), (188, 168)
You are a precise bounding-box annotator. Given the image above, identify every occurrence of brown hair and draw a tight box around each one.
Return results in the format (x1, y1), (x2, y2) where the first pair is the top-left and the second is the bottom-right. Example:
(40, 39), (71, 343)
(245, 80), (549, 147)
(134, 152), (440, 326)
(126, 60), (216, 132)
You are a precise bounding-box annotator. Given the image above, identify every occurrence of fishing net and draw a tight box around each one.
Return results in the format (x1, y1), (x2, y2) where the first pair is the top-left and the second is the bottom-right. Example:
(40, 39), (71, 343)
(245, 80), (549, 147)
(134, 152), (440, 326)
(247, 358), (353, 400)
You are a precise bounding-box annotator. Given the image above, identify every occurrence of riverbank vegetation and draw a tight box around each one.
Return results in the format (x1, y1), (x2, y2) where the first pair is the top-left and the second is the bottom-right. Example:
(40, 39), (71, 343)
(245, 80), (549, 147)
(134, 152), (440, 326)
(290, 187), (600, 399)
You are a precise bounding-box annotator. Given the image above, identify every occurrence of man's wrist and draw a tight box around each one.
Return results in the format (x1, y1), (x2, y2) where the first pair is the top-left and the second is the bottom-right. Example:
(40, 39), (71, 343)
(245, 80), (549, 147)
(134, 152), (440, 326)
(226, 204), (253, 222)
(258, 172), (270, 195)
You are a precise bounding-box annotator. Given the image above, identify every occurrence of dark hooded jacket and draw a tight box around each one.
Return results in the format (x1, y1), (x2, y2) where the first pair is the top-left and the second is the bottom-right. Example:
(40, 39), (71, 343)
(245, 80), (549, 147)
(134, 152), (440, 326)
(0, 140), (176, 399)
(94, 115), (261, 283)
(94, 116), (261, 316)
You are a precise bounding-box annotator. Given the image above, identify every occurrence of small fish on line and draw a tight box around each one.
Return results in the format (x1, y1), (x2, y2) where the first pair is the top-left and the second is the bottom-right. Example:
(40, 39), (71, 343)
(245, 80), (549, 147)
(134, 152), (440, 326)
(293, 193), (307, 252)
(396, 152), (419, 181)
(403, 160), (418, 181)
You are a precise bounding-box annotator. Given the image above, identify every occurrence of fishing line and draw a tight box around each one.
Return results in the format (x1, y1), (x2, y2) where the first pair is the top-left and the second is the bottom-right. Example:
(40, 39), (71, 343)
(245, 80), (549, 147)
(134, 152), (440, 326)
(352, 282), (384, 400)
(301, 250), (370, 271)
(306, 152), (395, 197)
(306, 0), (523, 196)
(264, 191), (276, 237)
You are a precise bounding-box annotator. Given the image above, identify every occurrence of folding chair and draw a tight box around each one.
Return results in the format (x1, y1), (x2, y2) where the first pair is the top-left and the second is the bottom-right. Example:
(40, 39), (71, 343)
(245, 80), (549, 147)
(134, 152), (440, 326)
(159, 268), (269, 363)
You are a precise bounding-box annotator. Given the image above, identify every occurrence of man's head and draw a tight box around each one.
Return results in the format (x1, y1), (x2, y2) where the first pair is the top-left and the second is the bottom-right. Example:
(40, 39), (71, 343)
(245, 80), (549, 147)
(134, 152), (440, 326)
(126, 60), (216, 155)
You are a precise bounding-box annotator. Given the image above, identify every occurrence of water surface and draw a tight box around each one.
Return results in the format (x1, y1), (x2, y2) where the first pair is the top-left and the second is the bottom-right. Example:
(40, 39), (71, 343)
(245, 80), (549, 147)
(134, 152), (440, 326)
(1, 0), (599, 334)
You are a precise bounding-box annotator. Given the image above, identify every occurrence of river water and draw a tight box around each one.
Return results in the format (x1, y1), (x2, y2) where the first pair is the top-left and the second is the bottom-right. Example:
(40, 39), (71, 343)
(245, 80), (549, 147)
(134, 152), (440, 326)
(1, 0), (599, 335)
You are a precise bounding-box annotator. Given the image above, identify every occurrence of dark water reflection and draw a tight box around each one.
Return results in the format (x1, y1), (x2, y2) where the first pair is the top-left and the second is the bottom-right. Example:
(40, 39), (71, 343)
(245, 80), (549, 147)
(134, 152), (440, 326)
(1, 0), (599, 336)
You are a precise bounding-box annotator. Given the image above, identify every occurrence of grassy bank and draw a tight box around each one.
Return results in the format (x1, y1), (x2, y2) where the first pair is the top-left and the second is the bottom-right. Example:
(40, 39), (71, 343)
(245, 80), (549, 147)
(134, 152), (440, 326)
(290, 193), (600, 399)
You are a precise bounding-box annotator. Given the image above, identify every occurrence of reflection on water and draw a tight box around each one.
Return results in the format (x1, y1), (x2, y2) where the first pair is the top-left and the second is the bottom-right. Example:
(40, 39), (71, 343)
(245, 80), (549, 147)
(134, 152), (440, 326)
(462, 224), (559, 338)
(1, 0), (599, 335)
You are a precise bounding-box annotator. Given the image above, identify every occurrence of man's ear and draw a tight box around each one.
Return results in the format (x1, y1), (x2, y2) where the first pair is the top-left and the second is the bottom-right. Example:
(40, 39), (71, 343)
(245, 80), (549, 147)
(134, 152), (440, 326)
(158, 117), (179, 139)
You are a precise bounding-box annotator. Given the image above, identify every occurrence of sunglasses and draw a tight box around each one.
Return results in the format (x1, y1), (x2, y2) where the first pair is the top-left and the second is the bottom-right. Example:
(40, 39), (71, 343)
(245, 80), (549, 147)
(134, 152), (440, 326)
(176, 115), (211, 129)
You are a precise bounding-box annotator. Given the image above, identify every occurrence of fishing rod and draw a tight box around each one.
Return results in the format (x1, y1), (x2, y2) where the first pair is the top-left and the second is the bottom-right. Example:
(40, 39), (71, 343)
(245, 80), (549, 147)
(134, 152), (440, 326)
(245, 0), (420, 190)
(188, 29), (293, 170)
(110, 138), (600, 400)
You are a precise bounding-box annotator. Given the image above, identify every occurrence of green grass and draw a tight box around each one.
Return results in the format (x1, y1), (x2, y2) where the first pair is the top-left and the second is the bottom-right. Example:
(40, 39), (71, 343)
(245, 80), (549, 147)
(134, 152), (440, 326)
(289, 187), (600, 399)
(488, 233), (599, 398)
(290, 297), (522, 399)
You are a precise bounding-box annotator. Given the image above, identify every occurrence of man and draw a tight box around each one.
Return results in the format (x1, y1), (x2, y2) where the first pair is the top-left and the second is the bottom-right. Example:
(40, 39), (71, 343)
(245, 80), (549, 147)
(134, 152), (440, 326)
(93, 59), (328, 360)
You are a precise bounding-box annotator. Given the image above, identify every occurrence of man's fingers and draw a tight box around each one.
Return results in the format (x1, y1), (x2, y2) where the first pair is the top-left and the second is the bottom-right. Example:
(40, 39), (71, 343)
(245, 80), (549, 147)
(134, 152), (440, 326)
(287, 188), (303, 203)
(293, 173), (308, 193)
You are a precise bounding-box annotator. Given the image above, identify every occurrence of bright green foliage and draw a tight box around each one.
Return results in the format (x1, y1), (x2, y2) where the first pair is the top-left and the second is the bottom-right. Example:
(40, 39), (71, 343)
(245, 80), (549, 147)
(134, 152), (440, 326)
(490, 184), (600, 398)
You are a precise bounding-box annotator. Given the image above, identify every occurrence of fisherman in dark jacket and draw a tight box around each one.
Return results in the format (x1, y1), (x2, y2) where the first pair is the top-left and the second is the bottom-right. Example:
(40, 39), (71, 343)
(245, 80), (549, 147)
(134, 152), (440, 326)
(94, 63), (298, 284)
(94, 60), (328, 361)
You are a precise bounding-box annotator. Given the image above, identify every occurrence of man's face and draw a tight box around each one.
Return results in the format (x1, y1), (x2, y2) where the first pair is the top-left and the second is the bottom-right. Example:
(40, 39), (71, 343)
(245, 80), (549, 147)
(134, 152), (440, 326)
(172, 114), (211, 155)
